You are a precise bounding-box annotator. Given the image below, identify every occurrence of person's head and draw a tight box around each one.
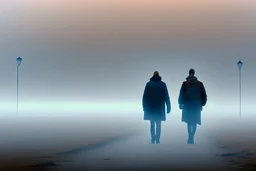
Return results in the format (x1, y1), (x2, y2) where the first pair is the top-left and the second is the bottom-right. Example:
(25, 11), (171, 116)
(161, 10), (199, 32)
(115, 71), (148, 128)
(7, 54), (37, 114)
(153, 71), (159, 76)
(189, 69), (195, 76)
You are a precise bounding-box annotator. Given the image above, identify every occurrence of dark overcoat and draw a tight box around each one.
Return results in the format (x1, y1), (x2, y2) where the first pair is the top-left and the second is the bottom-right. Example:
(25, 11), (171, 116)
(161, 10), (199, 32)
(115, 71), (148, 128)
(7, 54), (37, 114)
(178, 76), (207, 125)
(142, 75), (171, 121)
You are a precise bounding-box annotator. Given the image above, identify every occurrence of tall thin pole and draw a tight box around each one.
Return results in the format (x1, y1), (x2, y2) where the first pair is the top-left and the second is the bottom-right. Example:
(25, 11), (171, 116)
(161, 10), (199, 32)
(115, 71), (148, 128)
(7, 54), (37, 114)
(17, 65), (19, 115)
(239, 68), (241, 119)
(16, 57), (22, 115)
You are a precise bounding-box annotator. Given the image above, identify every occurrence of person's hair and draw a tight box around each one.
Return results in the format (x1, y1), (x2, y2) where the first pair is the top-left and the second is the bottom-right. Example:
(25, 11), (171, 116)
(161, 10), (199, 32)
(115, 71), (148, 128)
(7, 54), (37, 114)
(153, 71), (159, 76)
(189, 69), (195, 75)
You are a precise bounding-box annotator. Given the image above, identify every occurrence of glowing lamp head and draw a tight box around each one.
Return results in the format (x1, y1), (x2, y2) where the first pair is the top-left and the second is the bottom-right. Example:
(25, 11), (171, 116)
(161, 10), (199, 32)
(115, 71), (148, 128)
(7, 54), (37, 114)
(237, 60), (243, 69)
(16, 57), (22, 66)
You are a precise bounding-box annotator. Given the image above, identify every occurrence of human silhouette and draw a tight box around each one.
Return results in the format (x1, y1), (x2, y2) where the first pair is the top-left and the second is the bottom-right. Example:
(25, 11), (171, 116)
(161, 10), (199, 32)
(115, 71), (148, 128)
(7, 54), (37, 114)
(178, 69), (207, 144)
(142, 71), (171, 144)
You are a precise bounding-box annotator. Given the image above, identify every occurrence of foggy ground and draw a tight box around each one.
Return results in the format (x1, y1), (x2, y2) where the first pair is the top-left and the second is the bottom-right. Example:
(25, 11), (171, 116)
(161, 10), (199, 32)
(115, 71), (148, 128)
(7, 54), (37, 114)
(48, 118), (237, 171)
(1, 112), (256, 171)
(0, 113), (141, 170)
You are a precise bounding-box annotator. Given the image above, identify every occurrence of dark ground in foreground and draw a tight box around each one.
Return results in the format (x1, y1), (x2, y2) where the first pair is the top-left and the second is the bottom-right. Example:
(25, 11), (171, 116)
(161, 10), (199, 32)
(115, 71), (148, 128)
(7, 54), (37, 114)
(23, 119), (241, 171)
(2, 115), (256, 171)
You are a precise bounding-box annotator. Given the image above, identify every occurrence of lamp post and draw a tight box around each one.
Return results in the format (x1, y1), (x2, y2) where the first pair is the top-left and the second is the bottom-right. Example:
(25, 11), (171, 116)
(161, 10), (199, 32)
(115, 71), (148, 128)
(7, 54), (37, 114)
(237, 60), (243, 119)
(16, 57), (22, 115)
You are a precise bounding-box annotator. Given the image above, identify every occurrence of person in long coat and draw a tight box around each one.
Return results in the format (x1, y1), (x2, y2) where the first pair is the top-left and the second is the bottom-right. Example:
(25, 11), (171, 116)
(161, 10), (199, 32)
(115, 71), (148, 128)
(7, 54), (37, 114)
(142, 71), (171, 144)
(178, 69), (207, 144)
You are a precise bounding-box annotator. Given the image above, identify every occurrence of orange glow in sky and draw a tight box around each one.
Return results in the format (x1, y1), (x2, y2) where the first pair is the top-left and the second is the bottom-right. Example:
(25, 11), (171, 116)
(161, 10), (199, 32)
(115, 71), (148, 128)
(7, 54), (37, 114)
(1, 0), (256, 45)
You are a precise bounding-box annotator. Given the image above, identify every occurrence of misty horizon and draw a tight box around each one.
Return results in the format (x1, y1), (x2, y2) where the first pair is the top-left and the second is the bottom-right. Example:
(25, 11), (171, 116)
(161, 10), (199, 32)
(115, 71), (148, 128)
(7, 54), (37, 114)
(1, 0), (256, 116)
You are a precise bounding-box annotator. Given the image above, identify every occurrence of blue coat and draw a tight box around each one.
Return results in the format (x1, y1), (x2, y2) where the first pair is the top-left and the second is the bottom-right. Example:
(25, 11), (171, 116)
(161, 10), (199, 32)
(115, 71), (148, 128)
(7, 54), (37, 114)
(142, 75), (171, 121)
(178, 76), (207, 125)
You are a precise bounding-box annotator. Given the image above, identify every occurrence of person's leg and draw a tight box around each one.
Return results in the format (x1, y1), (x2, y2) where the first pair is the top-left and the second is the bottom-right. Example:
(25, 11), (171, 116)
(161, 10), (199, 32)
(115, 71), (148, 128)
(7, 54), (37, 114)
(187, 123), (192, 137)
(155, 121), (161, 144)
(190, 123), (197, 143)
(150, 120), (156, 144)
(187, 123), (191, 133)
(187, 123), (193, 144)
(191, 123), (197, 136)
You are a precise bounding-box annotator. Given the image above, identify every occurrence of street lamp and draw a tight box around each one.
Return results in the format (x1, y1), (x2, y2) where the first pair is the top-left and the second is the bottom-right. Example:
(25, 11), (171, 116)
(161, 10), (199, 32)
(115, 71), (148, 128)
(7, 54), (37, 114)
(16, 57), (23, 115)
(237, 60), (243, 119)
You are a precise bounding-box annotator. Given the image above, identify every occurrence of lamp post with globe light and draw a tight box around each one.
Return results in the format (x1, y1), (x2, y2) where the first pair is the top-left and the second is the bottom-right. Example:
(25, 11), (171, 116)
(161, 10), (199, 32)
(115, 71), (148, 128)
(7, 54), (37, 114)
(237, 60), (243, 119)
(16, 57), (22, 115)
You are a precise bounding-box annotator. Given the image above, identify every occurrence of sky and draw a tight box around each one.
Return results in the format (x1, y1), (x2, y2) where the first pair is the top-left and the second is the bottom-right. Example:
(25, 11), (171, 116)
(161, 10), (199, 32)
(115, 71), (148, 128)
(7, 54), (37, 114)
(0, 0), (256, 115)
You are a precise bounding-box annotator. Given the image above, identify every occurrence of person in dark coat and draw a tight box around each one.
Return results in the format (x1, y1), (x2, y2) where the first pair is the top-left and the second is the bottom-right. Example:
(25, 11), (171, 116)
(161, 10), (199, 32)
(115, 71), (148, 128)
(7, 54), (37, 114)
(142, 71), (171, 144)
(178, 69), (207, 144)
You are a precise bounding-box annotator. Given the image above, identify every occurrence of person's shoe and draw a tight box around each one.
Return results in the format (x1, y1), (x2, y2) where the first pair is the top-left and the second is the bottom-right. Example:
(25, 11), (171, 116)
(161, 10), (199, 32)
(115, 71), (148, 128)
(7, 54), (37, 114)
(187, 138), (191, 144)
(191, 136), (195, 144)
(156, 140), (160, 144)
(187, 137), (194, 144)
(151, 137), (156, 144)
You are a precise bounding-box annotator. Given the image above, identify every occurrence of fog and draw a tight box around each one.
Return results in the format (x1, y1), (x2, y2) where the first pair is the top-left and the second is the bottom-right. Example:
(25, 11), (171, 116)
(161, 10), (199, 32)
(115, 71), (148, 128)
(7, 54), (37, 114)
(1, 0), (256, 119)
(1, 43), (256, 118)
(0, 2), (256, 168)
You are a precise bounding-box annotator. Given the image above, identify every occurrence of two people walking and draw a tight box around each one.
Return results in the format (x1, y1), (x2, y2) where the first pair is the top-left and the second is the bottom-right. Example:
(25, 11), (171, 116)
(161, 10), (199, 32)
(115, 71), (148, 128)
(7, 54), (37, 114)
(142, 69), (207, 144)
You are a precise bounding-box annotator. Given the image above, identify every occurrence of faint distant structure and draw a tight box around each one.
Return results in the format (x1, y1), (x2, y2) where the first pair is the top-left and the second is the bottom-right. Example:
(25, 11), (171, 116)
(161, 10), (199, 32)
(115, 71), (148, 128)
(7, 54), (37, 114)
(16, 57), (23, 115)
(237, 60), (243, 119)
